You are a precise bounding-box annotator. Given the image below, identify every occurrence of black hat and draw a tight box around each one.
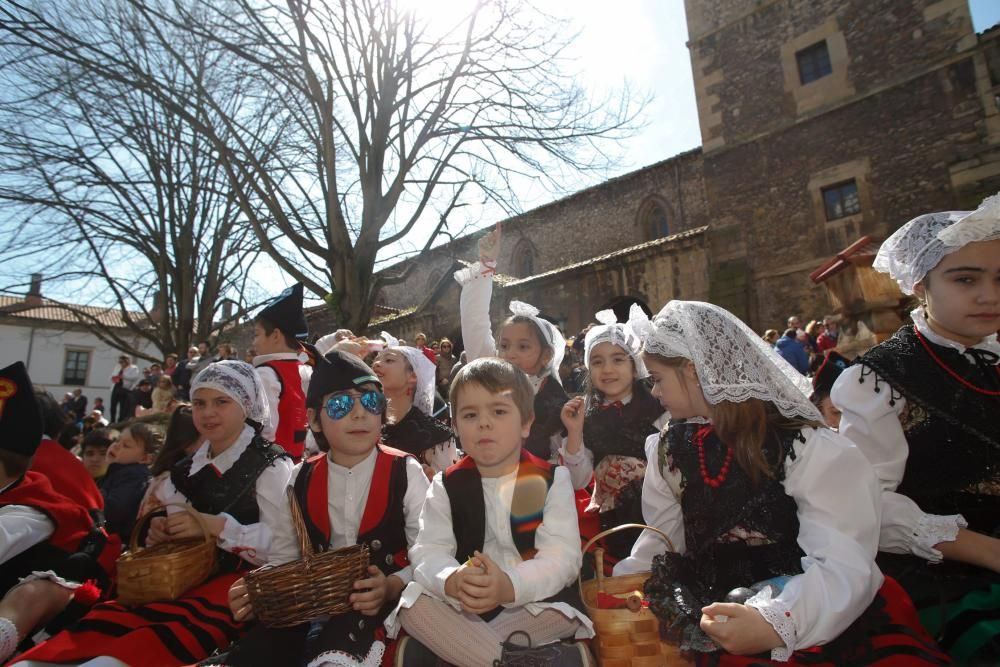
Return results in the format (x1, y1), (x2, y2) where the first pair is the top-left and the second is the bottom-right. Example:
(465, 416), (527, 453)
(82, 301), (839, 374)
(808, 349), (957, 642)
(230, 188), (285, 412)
(306, 350), (382, 406)
(0, 362), (44, 457)
(256, 283), (308, 341)
(812, 351), (850, 398)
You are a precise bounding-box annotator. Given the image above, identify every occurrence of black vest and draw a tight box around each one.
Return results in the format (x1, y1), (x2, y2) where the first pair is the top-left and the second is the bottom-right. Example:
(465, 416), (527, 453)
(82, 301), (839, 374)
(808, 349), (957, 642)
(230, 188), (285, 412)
(171, 435), (288, 571)
(582, 380), (662, 466)
(523, 376), (569, 460)
(382, 405), (452, 459)
(858, 325), (1000, 529)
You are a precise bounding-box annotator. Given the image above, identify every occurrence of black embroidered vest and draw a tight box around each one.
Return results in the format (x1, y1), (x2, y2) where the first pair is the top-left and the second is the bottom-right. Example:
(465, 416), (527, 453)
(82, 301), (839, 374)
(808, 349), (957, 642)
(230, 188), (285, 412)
(291, 446), (411, 578)
(382, 405), (452, 459)
(523, 376), (569, 460)
(171, 435), (288, 570)
(582, 380), (662, 466)
(857, 325), (1000, 526)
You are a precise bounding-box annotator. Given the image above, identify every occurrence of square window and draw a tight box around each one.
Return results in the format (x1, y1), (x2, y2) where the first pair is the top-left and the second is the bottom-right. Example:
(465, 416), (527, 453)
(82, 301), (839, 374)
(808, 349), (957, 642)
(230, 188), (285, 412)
(822, 180), (861, 221)
(63, 349), (90, 385)
(796, 41), (832, 85)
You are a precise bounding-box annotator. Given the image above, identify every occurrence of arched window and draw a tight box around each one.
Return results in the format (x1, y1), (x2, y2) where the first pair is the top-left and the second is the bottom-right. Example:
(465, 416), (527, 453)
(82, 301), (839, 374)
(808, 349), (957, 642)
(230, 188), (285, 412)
(511, 239), (535, 278)
(638, 197), (672, 240)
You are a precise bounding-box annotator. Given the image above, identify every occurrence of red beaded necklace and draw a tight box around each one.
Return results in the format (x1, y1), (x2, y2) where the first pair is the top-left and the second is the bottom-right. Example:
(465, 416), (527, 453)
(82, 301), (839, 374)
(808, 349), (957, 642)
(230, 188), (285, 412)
(693, 425), (733, 488)
(914, 328), (1000, 397)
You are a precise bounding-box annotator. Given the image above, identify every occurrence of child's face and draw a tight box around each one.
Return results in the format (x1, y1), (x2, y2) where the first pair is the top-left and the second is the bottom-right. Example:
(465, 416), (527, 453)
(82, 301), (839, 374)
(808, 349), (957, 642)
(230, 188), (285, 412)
(372, 350), (415, 393)
(588, 342), (635, 401)
(453, 382), (531, 477)
(498, 322), (549, 376)
(818, 396), (842, 430)
(309, 385), (383, 462)
(915, 239), (1000, 346)
(253, 322), (282, 356)
(108, 428), (152, 465)
(644, 355), (705, 420)
(192, 387), (246, 446)
(82, 446), (109, 478)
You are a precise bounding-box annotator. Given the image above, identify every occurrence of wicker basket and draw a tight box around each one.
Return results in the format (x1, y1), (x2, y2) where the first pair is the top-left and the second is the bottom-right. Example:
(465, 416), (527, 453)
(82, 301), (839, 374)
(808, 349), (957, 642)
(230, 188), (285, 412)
(117, 503), (217, 606)
(579, 523), (691, 666)
(244, 487), (370, 627)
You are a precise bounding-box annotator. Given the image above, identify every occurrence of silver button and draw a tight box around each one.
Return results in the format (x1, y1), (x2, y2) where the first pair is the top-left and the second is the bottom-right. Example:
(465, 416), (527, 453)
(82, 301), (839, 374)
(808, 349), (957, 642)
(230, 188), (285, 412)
(348, 632), (356, 642)
(371, 539), (382, 551)
(358, 619), (365, 629)
(385, 554), (395, 565)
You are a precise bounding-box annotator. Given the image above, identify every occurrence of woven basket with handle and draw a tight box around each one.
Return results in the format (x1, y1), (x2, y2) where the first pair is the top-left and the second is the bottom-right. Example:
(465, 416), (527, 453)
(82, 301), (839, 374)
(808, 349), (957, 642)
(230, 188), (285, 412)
(116, 503), (217, 606)
(244, 486), (370, 627)
(579, 523), (692, 666)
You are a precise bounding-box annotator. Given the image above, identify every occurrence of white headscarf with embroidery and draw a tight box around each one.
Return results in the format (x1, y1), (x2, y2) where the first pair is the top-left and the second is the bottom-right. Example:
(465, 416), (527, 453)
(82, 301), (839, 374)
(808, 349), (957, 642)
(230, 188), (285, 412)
(583, 304), (648, 378)
(380, 331), (436, 416)
(507, 301), (566, 384)
(190, 360), (271, 431)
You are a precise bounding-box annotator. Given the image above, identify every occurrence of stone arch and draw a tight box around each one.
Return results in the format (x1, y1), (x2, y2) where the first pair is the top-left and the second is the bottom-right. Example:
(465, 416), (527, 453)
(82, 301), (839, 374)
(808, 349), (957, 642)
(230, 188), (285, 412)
(636, 196), (673, 241)
(510, 238), (536, 278)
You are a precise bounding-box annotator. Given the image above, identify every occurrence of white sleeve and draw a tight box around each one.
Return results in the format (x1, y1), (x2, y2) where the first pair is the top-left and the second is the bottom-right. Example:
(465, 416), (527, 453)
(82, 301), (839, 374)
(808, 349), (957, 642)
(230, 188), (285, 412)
(455, 261), (498, 363)
(394, 457), (432, 585)
(410, 474), (463, 606)
(0, 505), (55, 564)
(613, 432), (685, 575)
(299, 364), (312, 406)
(746, 429), (884, 661)
(266, 462), (304, 567)
(832, 365), (964, 561)
(255, 365), (281, 442)
(558, 437), (594, 490)
(506, 467), (582, 607)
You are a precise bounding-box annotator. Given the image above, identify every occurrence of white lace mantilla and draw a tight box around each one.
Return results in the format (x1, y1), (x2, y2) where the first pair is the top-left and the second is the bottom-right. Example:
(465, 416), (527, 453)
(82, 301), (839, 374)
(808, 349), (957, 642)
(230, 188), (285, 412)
(746, 587), (796, 662)
(913, 513), (968, 563)
(305, 641), (385, 667)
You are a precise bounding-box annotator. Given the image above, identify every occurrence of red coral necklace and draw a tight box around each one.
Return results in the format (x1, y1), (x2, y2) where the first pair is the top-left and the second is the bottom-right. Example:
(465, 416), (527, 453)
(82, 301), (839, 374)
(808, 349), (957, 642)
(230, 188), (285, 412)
(694, 425), (733, 488)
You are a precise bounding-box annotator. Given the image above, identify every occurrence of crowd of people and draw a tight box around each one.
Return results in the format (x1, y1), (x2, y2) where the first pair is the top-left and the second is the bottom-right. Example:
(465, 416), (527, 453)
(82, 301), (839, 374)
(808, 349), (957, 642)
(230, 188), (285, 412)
(0, 195), (998, 667)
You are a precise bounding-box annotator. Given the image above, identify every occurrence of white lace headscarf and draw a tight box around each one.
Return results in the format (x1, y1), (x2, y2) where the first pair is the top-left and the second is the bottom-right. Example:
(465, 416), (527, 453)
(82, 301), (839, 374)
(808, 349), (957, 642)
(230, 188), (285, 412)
(633, 300), (823, 422)
(190, 360), (271, 431)
(507, 301), (566, 384)
(380, 331), (436, 416)
(873, 193), (1000, 295)
(583, 304), (648, 378)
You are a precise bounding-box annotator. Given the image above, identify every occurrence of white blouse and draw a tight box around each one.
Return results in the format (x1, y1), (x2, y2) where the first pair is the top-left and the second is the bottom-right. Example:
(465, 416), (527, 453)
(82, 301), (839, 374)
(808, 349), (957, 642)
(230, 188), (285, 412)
(615, 427), (884, 662)
(386, 465), (593, 638)
(829, 309), (997, 562)
(156, 425), (294, 566)
(268, 448), (430, 587)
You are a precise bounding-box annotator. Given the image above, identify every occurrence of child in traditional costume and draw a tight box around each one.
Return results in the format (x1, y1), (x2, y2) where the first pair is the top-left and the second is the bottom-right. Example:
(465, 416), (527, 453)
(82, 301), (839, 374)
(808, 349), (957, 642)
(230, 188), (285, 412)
(15, 361), (294, 667)
(455, 226), (568, 461)
(809, 351), (849, 430)
(616, 301), (948, 665)
(559, 306), (667, 565)
(220, 351), (429, 667)
(374, 332), (456, 477)
(0, 362), (117, 664)
(831, 197), (1000, 663)
(387, 357), (593, 666)
(253, 282), (313, 461)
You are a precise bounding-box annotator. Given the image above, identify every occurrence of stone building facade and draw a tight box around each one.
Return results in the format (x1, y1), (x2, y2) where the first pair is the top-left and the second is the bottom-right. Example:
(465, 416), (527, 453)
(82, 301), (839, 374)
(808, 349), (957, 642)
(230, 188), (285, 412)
(368, 0), (1000, 344)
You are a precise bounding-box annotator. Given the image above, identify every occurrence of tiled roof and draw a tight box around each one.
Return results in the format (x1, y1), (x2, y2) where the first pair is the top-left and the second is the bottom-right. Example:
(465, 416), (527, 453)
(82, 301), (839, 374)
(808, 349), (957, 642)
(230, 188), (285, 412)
(504, 226), (709, 287)
(0, 294), (144, 329)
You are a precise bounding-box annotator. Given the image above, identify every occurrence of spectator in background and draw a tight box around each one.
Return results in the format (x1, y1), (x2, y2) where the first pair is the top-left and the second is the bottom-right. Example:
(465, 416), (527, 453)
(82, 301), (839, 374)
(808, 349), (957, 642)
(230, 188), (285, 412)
(60, 392), (75, 415)
(80, 429), (116, 485)
(217, 342), (238, 361)
(93, 396), (107, 416)
(148, 363), (164, 384)
(71, 388), (88, 418)
(775, 327), (810, 375)
(131, 378), (154, 415)
(413, 331), (436, 364)
(435, 337), (457, 391)
(187, 340), (215, 378)
(762, 329), (780, 346)
(163, 353), (178, 377)
(787, 314), (802, 331)
(109, 354), (140, 422)
(817, 315), (840, 351)
(151, 374), (176, 412)
(172, 346), (199, 400)
(243, 347), (256, 364)
(90, 408), (109, 428)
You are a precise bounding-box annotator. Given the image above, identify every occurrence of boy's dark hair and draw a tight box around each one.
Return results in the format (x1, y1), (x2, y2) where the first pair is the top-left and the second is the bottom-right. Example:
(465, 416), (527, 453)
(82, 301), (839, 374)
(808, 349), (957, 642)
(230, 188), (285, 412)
(81, 428), (117, 453)
(254, 315), (300, 350)
(449, 357), (534, 424)
(151, 405), (199, 475)
(782, 328), (797, 338)
(34, 388), (67, 439)
(498, 315), (554, 373)
(123, 421), (165, 457)
(0, 449), (31, 480)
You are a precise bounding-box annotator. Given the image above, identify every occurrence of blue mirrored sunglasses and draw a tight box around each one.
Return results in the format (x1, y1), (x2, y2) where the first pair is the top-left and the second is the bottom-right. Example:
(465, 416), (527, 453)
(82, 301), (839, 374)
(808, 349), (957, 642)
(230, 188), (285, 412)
(324, 390), (386, 420)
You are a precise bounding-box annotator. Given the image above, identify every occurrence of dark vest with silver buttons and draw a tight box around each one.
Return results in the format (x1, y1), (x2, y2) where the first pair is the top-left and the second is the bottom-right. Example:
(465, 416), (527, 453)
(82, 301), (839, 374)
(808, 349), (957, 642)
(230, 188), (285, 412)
(292, 445), (411, 576)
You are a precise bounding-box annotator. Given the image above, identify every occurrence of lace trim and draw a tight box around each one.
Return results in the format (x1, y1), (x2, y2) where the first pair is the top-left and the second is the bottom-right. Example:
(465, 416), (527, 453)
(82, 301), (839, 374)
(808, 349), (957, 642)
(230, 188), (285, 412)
(745, 587), (795, 662)
(913, 513), (968, 563)
(305, 640), (385, 667)
(0, 616), (18, 663)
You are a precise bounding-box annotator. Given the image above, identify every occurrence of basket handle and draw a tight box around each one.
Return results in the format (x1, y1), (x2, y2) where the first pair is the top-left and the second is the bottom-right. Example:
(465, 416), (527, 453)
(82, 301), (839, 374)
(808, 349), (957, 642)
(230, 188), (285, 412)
(286, 486), (315, 558)
(130, 502), (215, 552)
(578, 523), (675, 599)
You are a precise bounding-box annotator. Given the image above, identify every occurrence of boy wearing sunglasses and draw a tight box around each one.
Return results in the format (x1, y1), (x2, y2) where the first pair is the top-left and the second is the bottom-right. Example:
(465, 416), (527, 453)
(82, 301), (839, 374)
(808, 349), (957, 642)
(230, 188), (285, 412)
(223, 350), (430, 666)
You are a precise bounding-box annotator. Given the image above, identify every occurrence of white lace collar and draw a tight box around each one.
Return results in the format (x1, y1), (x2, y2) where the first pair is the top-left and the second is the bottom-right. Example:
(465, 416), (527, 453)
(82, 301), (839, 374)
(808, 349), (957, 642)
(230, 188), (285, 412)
(910, 307), (1000, 359)
(188, 425), (255, 476)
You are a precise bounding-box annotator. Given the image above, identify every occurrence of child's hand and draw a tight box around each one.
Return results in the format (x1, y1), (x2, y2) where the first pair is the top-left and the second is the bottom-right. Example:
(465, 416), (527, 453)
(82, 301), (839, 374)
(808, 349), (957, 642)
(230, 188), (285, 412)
(478, 223), (501, 263)
(455, 551), (515, 614)
(146, 516), (169, 547)
(350, 565), (388, 616)
(444, 558), (484, 601)
(560, 397), (585, 434)
(228, 577), (255, 622)
(166, 511), (225, 540)
(700, 603), (784, 655)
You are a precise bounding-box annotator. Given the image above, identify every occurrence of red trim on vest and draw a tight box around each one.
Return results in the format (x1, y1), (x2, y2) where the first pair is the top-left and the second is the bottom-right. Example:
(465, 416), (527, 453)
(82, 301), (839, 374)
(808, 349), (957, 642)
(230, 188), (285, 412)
(0, 471), (93, 553)
(306, 454), (331, 546)
(358, 447), (396, 536)
(262, 359), (308, 458)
